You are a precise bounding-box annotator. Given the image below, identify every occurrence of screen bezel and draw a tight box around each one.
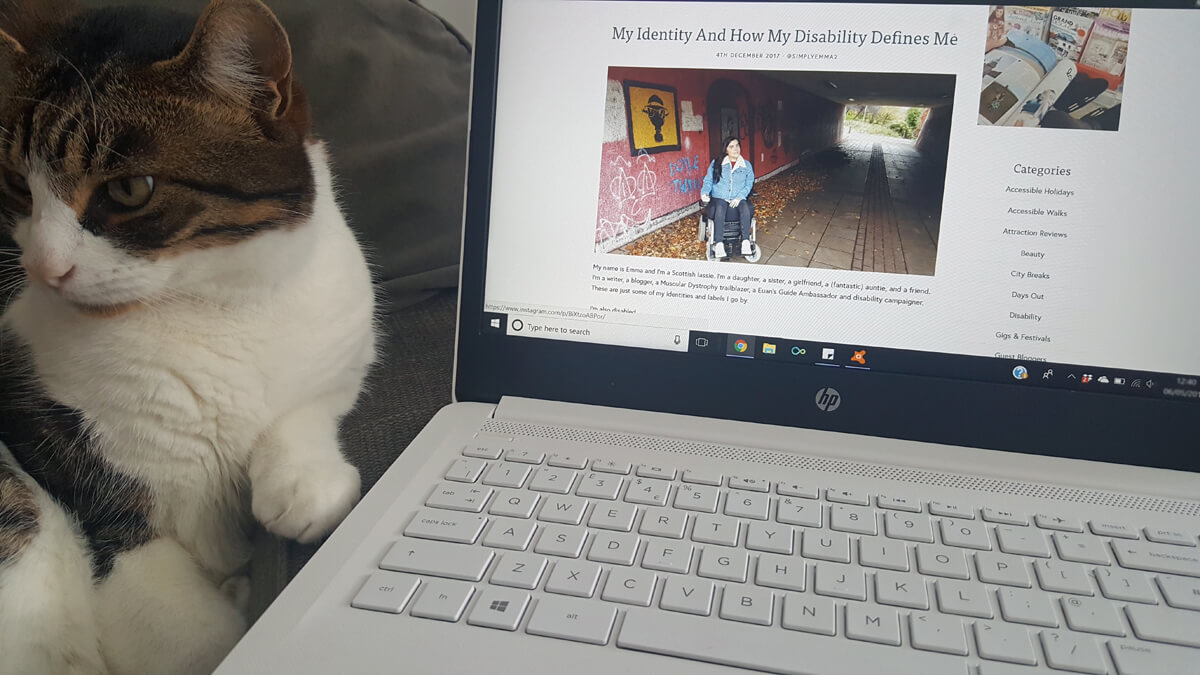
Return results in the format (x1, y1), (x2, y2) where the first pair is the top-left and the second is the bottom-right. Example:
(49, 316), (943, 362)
(455, 0), (1197, 474)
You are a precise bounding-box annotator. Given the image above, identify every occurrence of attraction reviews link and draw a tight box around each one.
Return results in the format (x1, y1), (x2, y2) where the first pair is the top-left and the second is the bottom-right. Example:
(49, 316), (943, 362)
(591, 263), (931, 308)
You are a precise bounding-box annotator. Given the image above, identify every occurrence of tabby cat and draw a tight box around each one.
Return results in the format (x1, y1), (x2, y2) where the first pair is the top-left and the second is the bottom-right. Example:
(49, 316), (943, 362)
(0, 0), (376, 672)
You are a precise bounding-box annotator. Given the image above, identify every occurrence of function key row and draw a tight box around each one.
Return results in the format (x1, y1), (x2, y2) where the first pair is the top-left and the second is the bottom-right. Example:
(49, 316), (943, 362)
(458, 444), (1197, 547)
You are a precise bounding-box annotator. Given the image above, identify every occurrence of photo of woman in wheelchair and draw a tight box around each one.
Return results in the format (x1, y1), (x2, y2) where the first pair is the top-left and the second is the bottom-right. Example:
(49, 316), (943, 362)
(700, 135), (759, 262)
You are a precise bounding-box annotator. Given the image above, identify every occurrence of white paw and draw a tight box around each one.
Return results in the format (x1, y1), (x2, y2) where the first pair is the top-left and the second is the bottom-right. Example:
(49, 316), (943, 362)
(252, 458), (361, 544)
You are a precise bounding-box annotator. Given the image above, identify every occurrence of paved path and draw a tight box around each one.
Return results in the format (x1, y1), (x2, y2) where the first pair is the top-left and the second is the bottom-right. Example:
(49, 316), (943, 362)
(756, 134), (942, 275)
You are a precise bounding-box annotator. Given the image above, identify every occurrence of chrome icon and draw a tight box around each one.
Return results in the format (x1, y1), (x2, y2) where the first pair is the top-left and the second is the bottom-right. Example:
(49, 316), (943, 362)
(734, 339), (748, 353)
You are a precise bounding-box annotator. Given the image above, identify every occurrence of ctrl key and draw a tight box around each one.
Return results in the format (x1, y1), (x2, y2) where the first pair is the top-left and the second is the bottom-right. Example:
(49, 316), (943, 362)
(351, 571), (421, 613)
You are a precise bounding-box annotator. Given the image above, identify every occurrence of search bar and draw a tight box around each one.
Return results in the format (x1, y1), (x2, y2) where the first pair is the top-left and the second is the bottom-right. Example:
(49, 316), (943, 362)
(506, 316), (687, 352)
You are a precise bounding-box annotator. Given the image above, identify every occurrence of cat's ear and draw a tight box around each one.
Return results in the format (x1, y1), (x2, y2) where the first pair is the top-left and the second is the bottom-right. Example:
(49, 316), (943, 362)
(163, 0), (297, 119)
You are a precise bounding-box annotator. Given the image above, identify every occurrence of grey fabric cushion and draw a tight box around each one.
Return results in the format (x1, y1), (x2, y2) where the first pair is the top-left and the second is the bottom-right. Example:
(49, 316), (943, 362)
(89, 0), (472, 310)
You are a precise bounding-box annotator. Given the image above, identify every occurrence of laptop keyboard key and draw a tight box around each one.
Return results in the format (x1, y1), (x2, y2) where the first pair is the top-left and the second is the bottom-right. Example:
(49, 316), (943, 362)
(681, 469), (722, 486)
(601, 568), (657, 606)
(1090, 521), (1139, 540)
(504, 448), (544, 464)
(380, 539), (494, 581)
(940, 518), (991, 550)
(719, 585), (774, 625)
(745, 522), (794, 554)
(1096, 567), (1158, 604)
(404, 509), (487, 544)
(827, 488), (870, 506)
(1126, 605), (1200, 647)
(467, 587), (530, 631)
(884, 511), (935, 543)
(410, 580), (474, 622)
(877, 494), (922, 512)
(1144, 528), (1197, 547)
(642, 539), (693, 574)
(916, 544), (970, 580)
(538, 496), (587, 525)
(488, 489), (539, 519)
(936, 579), (993, 618)
(527, 467), (578, 494)
(635, 464), (676, 480)
(975, 621), (1037, 666)
(755, 554), (806, 592)
(777, 497), (822, 527)
(674, 484), (720, 513)
(659, 576), (713, 615)
(777, 482), (819, 499)
(781, 593), (836, 635)
(831, 504), (877, 535)
(544, 560), (601, 597)
(929, 501), (974, 519)
(1109, 640), (1200, 675)
(875, 571), (929, 609)
(997, 525), (1052, 558)
(526, 595), (616, 645)
(587, 531), (639, 566)
(546, 453), (589, 470)
(982, 507), (1029, 526)
(425, 483), (492, 513)
(1035, 559), (1095, 596)
(728, 476), (770, 492)
(482, 462), (532, 488)
(463, 442), (504, 460)
(1035, 513), (1084, 533)
(813, 562), (866, 600)
(489, 552), (547, 589)
(1040, 631), (1107, 675)
(444, 458), (487, 483)
(620, 607), (967, 675)
(724, 490), (770, 520)
(1158, 575), (1200, 610)
(588, 502), (637, 531)
(802, 530), (851, 563)
(860, 537), (910, 571)
(351, 571), (421, 613)
(1054, 532), (1112, 566)
(998, 587), (1059, 627)
(638, 508), (688, 539)
(575, 473), (622, 500)
(909, 612), (967, 655)
(1113, 540), (1200, 577)
(481, 518), (536, 550)
(591, 459), (631, 474)
(698, 548), (748, 582)
(845, 602), (901, 646)
(624, 478), (669, 507)
(533, 524), (587, 558)
(976, 551), (1033, 588)
(1061, 595), (1126, 636)
(692, 514), (740, 546)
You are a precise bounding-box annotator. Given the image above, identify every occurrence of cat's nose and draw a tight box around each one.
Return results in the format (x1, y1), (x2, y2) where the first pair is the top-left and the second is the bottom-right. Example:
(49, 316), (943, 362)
(25, 259), (76, 288)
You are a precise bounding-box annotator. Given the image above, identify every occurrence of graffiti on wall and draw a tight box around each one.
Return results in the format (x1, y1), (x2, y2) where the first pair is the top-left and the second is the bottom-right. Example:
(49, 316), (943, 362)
(669, 154), (704, 195)
(624, 81), (682, 155)
(597, 151), (659, 250)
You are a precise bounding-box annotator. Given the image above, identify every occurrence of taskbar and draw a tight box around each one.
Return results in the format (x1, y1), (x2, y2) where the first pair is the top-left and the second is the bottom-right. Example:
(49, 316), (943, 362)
(687, 331), (1200, 403)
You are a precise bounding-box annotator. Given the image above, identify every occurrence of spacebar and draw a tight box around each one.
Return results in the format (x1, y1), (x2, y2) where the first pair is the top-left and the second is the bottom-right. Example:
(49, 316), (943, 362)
(616, 609), (966, 675)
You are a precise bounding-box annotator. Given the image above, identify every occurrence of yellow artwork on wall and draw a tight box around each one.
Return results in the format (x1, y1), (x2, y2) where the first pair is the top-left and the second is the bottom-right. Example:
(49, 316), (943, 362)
(624, 81), (681, 155)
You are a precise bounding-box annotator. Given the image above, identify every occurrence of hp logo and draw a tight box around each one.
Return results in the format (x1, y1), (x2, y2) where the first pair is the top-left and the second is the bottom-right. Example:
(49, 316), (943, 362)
(815, 387), (842, 412)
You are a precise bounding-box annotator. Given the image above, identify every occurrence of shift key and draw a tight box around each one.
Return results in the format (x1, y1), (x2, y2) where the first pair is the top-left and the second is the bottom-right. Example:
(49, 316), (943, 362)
(381, 538), (495, 581)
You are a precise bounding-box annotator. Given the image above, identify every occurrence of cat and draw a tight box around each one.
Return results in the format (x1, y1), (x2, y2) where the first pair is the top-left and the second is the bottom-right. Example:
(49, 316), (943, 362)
(0, 0), (377, 672)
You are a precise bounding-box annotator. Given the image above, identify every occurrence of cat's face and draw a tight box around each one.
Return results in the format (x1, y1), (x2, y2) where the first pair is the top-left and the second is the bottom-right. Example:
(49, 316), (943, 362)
(0, 0), (314, 316)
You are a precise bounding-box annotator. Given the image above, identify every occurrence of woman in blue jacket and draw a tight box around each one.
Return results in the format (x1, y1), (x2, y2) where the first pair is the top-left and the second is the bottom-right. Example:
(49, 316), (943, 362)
(701, 135), (755, 257)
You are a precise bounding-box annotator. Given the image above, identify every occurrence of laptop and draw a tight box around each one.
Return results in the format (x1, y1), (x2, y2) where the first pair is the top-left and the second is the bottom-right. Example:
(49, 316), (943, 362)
(217, 1), (1200, 673)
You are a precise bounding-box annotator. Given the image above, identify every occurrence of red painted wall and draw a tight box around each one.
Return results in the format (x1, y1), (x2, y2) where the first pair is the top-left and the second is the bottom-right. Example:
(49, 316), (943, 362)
(596, 67), (843, 249)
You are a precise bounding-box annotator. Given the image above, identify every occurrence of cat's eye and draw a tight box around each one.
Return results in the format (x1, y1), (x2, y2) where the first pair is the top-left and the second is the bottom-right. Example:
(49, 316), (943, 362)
(106, 176), (155, 209)
(0, 168), (31, 199)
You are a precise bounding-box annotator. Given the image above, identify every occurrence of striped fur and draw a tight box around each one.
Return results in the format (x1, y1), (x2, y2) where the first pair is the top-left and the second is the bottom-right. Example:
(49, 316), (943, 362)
(0, 1), (377, 673)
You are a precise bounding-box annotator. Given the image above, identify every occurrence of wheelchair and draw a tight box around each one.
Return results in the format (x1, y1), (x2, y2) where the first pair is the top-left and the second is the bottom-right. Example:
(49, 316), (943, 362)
(696, 196), (760, 263)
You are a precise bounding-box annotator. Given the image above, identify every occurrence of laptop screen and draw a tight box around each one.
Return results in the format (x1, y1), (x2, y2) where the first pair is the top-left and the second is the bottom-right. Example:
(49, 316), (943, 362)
(476, 1), (1200, 408)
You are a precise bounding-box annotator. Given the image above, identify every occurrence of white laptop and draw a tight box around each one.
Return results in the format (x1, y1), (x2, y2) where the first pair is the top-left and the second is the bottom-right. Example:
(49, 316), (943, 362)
(218, 2), (1200, 673)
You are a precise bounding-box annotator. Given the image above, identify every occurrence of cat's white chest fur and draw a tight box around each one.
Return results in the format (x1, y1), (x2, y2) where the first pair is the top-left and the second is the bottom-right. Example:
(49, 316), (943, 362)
(4, 144), (376, 575)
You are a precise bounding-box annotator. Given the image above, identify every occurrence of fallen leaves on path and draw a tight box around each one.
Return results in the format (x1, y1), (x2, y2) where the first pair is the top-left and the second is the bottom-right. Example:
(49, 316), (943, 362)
(620, 163), (829, 260)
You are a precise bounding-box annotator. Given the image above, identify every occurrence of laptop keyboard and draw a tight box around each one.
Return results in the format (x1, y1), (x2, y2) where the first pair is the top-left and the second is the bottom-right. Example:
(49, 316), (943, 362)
(350, 441), (1200, 674)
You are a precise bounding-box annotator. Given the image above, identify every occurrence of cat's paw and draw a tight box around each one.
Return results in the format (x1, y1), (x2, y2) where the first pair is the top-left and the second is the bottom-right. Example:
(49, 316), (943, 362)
(252, 458), (361, 544)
